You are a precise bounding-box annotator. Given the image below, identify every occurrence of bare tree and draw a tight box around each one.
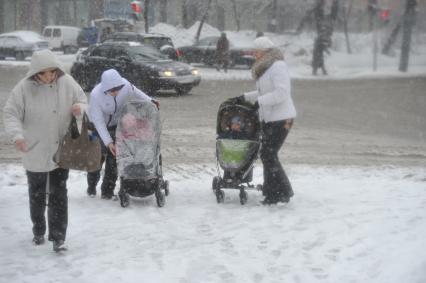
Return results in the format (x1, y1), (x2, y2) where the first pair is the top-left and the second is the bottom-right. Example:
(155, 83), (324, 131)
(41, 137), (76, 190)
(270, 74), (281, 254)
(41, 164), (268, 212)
(267, 0), (278, 32)
(230, 0), (241, 31)
(144, 0), (150, 33)
(182, 0), (189, 28)
(382, 22), (401, 55)
(342, 0), (353, 54)
(399, 0), (417, 72)
(159, 0), (168, 23)
(194, 0), (213, 42)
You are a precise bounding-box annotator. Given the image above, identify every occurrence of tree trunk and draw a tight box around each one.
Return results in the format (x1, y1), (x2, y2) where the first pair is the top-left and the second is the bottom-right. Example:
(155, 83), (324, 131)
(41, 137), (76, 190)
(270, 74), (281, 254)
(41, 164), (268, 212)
(0, 0), (3, 33)
(267, 0), (278, 33)
(399, 0), (417, 72)
(230, 0), (240, 32)
(195, 0), (213, 42)
(382, 22), (401, 55)
(368, 0), (378, 32)
(182, 0), (188, 28)
(343, 0), (353, 54)
(314, 0), (325, 33)
(215, 0), (225, 31)
(159, 0), (168, 23)
(144, 0), (150, 33)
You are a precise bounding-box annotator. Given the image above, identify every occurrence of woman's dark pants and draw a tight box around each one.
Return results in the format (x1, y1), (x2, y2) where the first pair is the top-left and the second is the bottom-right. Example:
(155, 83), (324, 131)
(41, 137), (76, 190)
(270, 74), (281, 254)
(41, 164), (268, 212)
(260, 120), (293, 201)
(26, 168), (69, 241)
(87, 126), (117, 198)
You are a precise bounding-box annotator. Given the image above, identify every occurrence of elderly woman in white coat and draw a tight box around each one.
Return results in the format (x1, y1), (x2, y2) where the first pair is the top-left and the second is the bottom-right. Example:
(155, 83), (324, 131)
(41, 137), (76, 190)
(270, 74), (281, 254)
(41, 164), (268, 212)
(3, 49), (87, 251)
(231, 36), (296, 205)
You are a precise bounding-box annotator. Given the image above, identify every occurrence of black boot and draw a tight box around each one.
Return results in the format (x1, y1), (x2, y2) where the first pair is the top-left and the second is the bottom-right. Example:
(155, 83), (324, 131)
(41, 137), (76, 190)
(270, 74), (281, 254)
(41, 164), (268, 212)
(32, 235), (45, 245)
(87, 186), (96, 197)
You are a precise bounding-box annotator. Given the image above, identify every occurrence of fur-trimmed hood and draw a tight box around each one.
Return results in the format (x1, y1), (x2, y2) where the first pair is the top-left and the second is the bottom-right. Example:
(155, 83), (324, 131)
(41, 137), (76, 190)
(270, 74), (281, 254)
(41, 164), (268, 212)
(251, 48), (284, 80)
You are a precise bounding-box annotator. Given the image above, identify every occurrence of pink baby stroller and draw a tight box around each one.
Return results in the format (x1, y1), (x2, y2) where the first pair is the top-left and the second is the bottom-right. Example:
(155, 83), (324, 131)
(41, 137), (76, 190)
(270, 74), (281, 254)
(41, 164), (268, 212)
(116, 98), (169, 207)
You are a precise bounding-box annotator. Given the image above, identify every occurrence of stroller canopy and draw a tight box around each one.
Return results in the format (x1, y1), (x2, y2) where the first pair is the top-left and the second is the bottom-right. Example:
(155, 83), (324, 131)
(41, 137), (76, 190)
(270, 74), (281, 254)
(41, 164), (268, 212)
(216, 101), (259, 140)
(116, 98), (161, 180)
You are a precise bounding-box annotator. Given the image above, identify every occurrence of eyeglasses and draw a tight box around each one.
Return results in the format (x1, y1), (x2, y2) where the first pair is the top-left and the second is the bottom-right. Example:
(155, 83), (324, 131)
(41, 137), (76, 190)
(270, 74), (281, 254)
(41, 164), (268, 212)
(105, 84), (125, 94)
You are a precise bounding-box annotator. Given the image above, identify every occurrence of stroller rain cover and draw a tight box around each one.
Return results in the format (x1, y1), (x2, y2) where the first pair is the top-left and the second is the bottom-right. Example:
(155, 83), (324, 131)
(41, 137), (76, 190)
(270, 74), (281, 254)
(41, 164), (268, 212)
(116, 98), (161, 180)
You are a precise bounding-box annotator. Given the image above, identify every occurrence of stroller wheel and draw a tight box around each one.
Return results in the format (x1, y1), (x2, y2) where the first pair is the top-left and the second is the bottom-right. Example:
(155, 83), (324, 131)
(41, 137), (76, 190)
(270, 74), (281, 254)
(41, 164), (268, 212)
(239, 189), (248, 205)
(163, 180), (170, 196)
(216, 189), (225, 203)
(155, 188), (166, 207)
(119, 192), (130, 208)
(212, 176), (220, 193)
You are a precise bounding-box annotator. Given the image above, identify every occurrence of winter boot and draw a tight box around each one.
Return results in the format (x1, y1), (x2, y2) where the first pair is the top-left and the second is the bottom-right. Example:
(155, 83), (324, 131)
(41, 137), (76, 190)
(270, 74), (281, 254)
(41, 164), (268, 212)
(32, 235), (45, 245)
(87, 186), (96, 197)
(53, 240), (67, 252)
(119, 191), (130, 208)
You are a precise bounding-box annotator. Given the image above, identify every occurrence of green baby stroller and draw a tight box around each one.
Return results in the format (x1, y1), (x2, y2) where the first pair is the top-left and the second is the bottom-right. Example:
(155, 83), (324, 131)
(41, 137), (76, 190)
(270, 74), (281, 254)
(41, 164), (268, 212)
(212, 99), (262, 204)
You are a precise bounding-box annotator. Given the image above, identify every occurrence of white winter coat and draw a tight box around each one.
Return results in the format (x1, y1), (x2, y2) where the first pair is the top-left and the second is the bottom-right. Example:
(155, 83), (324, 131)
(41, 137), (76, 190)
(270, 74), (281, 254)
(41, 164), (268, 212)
(89, 69), (152, 146)
(244, 60), (296, 123)
(3, 49), (87, 172)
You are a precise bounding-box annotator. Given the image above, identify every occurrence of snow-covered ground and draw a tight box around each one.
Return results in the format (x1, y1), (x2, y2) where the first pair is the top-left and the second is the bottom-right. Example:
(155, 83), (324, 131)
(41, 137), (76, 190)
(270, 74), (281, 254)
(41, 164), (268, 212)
(1, 22), (425, 80)
(1, 23), (425, 283)
(0, 163), (425, 283)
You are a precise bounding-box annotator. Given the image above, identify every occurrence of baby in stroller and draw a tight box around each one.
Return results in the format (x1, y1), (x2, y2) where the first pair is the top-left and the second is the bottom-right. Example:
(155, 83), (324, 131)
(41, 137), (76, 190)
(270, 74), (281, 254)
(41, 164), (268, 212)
(212, 99), (261, 204)
(116, 97), (169, 207)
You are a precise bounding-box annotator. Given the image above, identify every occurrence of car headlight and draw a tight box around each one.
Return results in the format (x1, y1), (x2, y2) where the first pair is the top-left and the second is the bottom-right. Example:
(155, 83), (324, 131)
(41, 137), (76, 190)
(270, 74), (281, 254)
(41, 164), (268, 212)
(160, 70), (175, 77)
(191, 69), (199, 76)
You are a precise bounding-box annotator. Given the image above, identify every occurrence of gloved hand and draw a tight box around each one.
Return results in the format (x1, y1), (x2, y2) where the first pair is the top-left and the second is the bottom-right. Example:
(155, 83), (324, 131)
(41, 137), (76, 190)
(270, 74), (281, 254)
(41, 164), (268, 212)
(151, 99), (160, 110)
(228, 95), (245, 105)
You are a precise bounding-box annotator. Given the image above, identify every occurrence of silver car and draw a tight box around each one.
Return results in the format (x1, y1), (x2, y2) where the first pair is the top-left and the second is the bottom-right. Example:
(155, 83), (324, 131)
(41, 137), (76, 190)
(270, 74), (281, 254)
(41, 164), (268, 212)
(0, 31), (49, 61)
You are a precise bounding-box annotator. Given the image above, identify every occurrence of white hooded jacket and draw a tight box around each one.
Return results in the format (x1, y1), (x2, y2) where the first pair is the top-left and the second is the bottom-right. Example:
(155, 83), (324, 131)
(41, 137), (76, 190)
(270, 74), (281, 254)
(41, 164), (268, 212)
(3, 49), (87, 172)
(244, 60), (296, 123)
(89, 69), (152, 146)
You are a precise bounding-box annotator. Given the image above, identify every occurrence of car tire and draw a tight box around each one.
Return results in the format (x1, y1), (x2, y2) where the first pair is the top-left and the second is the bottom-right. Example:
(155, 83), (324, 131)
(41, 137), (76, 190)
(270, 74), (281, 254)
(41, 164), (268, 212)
(15, 52), (25, 61)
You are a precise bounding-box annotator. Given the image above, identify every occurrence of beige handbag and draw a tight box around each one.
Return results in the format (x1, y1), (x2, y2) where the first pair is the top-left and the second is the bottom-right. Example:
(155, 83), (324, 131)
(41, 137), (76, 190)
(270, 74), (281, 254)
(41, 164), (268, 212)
(53, 114), (102, 172)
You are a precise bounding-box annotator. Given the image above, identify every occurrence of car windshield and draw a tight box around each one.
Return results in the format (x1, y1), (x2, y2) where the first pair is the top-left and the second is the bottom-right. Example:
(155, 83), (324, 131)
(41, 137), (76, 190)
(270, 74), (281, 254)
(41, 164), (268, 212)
(143, 37), (173, 49)
(126, 45), (168, 61)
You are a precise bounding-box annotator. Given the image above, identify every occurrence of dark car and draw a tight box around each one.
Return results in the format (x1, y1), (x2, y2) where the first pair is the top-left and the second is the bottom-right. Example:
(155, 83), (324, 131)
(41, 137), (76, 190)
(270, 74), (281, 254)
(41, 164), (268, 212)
(0, 31), (49, 61)
(103, 32), (179, 60)
(71, 42), (201, 95)
(177, 36), (255, 68)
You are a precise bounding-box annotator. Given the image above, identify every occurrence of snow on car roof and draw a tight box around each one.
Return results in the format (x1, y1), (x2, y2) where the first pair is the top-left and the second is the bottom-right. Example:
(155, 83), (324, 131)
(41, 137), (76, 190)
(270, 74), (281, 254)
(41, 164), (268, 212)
(0, 30), (45, 43)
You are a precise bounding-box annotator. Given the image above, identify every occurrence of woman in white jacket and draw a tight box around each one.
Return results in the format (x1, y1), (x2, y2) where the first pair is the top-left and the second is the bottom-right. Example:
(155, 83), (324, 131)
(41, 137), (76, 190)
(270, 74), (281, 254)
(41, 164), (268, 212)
(86, 69), (156, 199)
(3, 49), (87, 251)
(231, 36), (296, 205)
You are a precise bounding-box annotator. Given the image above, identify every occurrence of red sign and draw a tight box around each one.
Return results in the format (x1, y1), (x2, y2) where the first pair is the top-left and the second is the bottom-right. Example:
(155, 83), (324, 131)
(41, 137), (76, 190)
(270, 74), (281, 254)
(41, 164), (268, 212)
(131, 1), (142, 13)
(379, 9), (390, 21)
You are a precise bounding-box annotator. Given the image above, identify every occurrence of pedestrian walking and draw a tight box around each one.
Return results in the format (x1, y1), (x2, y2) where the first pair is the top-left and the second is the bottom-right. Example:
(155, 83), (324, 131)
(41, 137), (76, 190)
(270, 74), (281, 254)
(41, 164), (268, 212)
(3, 49), (87, 252)
(216, 32), (230, 72)
(229, 36), (296, 205)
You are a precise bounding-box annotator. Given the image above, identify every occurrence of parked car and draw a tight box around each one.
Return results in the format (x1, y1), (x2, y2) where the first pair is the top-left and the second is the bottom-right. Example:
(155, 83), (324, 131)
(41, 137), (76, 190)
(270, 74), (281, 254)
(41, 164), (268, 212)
(71, 42), (201, 95)
(77, 26), (98, 48)
(0, 31), (49, 61)
(104, 32), (179, 60)
(42, 25), (81, 54)
(177, 36), (256, 68)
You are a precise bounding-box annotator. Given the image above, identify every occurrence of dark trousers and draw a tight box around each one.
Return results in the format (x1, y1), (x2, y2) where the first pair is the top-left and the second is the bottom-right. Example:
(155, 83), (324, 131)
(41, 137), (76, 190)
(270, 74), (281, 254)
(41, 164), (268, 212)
(27, 168), (69, 241)
(260, 120), (293, 200)
(87, 126), (117, 197)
